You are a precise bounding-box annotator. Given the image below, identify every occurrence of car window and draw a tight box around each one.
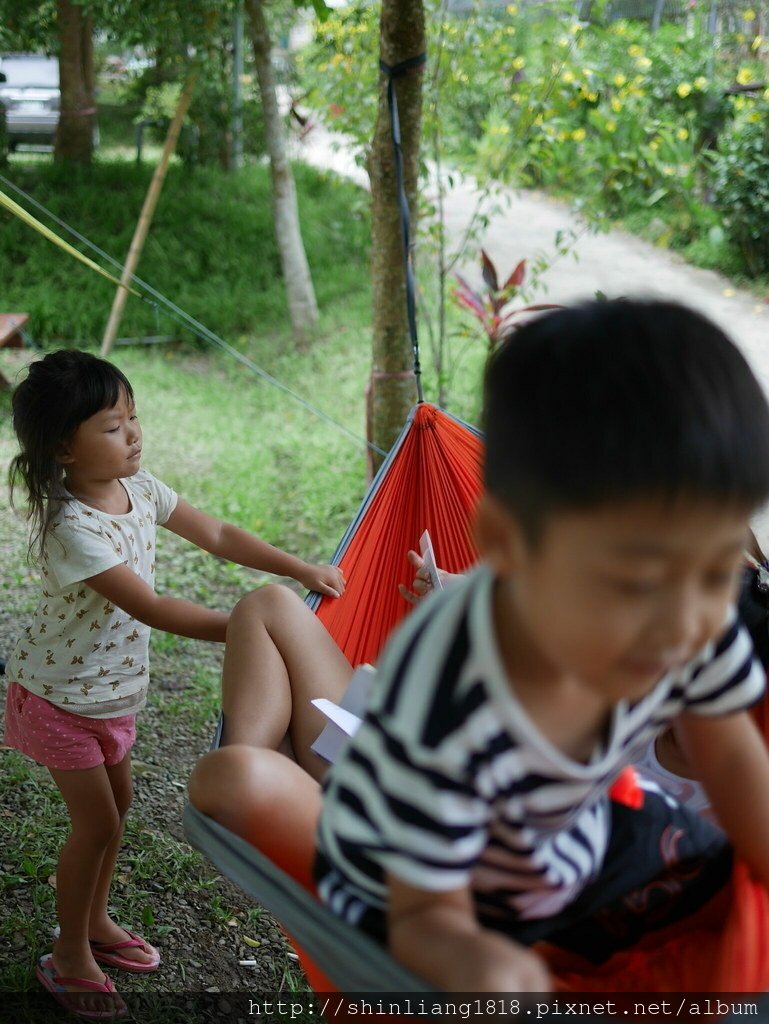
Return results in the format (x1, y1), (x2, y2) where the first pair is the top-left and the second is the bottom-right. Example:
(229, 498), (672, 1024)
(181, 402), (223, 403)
(0, 58), (59, 89)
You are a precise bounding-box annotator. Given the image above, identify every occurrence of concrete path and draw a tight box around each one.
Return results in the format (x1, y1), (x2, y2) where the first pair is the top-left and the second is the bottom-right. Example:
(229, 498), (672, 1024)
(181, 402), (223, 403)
(294, 125), (769, 542)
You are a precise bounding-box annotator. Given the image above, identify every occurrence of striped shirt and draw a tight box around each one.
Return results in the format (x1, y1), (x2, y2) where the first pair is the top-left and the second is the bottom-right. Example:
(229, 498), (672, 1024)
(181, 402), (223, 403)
(315, 565), (763, 933)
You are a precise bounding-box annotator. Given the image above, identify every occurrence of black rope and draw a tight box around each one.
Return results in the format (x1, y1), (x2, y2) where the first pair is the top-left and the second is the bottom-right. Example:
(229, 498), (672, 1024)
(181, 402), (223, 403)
(380, 53), (427, 403)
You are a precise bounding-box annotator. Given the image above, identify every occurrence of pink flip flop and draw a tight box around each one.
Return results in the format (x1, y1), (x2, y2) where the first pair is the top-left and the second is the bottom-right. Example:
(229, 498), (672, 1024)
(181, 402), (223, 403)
(36, 953), (127, 1020)
(89, 928), (160, 973)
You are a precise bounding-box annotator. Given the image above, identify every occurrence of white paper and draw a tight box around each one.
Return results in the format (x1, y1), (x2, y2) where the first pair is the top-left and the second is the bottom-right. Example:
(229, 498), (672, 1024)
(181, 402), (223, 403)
(310, 664), (376, 764)
(420, 529), (443, 590)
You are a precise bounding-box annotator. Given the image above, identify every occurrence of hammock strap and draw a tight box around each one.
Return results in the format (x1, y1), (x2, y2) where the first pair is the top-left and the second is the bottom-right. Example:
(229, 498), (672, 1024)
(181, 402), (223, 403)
(0, 188), (140, 297)
(379, 53), (427, 403)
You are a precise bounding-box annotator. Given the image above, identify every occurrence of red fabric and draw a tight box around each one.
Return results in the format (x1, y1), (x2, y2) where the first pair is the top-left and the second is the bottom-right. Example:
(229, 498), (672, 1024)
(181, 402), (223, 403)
(547, 862), (769, 992)
(607, 767), (645, 810)
(314, 403), (483, 667)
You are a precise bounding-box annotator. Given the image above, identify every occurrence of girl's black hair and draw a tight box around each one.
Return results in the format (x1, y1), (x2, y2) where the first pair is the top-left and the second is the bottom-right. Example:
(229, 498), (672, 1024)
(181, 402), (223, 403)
(483, 298), (769, 542)
(8, 350), (134, 561)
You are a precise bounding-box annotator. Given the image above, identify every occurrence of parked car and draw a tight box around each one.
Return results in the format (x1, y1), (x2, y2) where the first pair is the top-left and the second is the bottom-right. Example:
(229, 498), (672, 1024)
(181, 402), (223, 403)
(0, 53), (60, 150)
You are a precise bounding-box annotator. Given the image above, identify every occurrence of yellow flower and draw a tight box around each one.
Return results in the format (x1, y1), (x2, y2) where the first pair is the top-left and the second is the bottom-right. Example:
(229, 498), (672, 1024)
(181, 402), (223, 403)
(558, 36), (570, 47)
(611, 96), (623, 112)
(676, 127), (689, 140)
(511, 92), (521, 103)
(605, 120), (617, 133)
(636, 56), (652, 70)
(649, 139), (660, 151)
(562, 69), (575, 83)
(628, 44), (643, 57)
(736, 67), (753, 85)
(676, 82), (692, 98)
(736, 32), (746, 43)
(662, 164), (675, 176)
(506, 3), (518, 12)
(613, 73), (627, 86)
(747, 110), (762, 123)
(752, 35), (763, 50)
(744, 8), (756, 19)
(512, 55), (526, 70)
(330, 53), (344, 67)
(734, 95), (747, 110)
(694, 76), (708, 90)
(571, 127), (586, 141)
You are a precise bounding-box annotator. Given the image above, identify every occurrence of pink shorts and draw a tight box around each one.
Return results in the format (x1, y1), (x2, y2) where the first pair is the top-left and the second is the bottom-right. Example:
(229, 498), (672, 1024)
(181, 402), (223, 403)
(4, 681), (136, 771)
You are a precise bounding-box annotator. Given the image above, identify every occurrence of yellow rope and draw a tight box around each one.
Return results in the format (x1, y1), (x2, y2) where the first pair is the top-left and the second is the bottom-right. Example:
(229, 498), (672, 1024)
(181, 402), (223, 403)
(0, 188), (141, 297)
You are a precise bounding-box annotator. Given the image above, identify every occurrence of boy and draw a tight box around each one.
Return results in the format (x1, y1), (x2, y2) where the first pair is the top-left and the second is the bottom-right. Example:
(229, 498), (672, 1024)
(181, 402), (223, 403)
(314, 298), (769, 991)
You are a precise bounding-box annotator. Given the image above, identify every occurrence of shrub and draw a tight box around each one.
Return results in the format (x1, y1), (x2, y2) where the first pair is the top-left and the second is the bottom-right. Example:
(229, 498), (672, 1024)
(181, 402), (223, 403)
(711, 99), (769, 276)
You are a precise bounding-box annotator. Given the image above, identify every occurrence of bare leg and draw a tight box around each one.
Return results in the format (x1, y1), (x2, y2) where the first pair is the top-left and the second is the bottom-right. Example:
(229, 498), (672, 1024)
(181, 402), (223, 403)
(221, 585), (353, 779)
(47, 765), (125, 1012)
(189, 746), (322, 891)
(86, 753), (157, 966)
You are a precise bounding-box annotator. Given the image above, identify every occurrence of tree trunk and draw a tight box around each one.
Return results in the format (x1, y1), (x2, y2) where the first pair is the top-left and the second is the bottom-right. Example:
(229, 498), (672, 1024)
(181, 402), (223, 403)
(367, 0), (425, 471)
(55, 0), (96, 164)
(244, 0), (319, 350)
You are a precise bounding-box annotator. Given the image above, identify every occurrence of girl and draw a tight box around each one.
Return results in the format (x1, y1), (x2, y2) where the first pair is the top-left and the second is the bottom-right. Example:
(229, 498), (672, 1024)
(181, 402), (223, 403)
(4, 349), (344, 1019)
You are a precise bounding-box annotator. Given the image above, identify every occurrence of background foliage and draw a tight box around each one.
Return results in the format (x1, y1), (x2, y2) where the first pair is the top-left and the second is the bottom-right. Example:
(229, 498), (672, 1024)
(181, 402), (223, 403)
(301, 0), (769, 279)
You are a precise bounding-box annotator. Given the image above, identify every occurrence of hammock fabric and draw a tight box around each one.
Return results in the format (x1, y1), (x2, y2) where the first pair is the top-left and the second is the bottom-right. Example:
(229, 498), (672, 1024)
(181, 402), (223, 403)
(186, 402), (769, 1003)
(308, 402), (483, 667)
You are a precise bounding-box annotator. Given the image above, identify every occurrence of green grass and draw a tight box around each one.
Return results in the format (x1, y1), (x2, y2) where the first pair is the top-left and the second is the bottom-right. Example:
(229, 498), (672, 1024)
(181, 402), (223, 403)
(0, 158), (371, 346)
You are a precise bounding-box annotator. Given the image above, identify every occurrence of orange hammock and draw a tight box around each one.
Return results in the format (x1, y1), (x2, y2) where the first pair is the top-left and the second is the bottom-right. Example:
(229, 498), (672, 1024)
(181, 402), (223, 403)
(187, 402), (769, 999)
(309, 402), (483, 667)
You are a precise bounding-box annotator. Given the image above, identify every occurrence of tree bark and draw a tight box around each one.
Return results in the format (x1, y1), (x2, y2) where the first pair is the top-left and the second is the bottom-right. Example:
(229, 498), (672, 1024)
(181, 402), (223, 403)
(55, 0), (96, 164)
(245, 0), (319, 350)
(367, 0), (425, 470)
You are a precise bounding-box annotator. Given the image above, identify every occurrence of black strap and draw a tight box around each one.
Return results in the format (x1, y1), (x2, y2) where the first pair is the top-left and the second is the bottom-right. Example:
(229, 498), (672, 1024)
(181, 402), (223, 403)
(380, 53), (427, 402)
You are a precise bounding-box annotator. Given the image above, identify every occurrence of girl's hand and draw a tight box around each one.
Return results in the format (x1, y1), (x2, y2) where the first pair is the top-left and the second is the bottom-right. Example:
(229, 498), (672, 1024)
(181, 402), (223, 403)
(300, 563), (346, 598)
(398, 549), (456, 605)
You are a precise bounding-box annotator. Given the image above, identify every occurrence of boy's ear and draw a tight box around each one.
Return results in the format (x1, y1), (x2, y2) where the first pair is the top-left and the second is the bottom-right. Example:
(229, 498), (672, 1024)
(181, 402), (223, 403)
(473, 494), (527, 575)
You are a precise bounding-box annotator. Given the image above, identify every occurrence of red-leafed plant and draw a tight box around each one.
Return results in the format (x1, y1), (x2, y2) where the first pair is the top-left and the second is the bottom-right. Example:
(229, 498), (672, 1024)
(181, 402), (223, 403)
(453, 250), (559, 355)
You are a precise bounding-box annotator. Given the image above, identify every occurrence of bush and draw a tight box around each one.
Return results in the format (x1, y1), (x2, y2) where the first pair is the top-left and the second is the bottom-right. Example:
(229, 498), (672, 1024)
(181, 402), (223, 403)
(711, 103), (769, 276)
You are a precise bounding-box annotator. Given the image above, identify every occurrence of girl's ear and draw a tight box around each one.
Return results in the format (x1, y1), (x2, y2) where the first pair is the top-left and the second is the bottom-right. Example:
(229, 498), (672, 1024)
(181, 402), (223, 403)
(473, 494), (527, 576)
(55, 442), (75, 465)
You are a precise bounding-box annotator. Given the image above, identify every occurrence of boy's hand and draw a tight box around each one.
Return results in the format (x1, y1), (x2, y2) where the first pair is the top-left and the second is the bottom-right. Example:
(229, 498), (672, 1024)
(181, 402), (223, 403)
(299, 563), (346, 598)
(388, 873), (552, 991)
(398, 549), (455, 605)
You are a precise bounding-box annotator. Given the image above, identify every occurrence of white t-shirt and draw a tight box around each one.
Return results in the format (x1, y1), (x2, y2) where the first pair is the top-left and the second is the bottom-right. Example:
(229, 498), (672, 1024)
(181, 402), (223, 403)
(635, 736), (714, 820)
(6, 469), (177, 718)
(316, 565), (763, 932)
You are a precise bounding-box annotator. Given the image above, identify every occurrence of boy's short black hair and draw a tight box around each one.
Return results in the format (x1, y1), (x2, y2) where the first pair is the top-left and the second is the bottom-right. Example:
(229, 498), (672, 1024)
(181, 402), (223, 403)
(483, 298), (769, 540)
